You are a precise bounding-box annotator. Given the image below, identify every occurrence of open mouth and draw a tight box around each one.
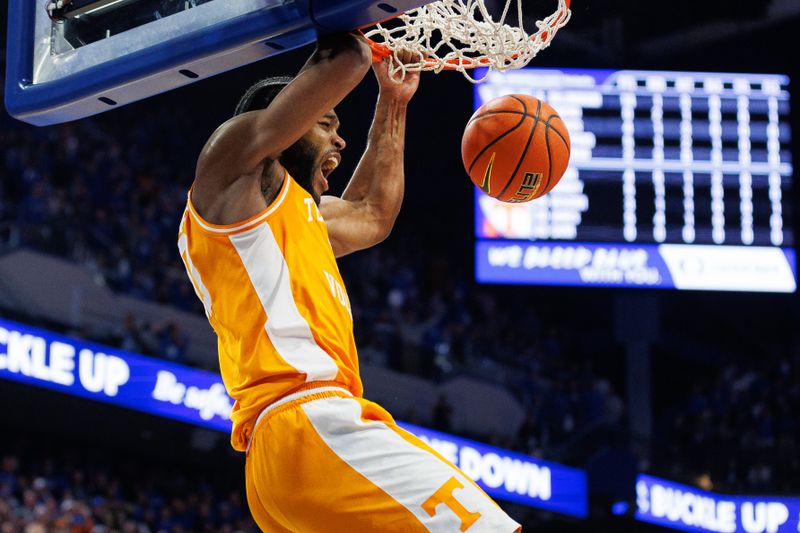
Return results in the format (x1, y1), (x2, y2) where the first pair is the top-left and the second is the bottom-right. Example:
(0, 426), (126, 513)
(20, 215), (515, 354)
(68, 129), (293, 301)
(320, 153), (340, 179)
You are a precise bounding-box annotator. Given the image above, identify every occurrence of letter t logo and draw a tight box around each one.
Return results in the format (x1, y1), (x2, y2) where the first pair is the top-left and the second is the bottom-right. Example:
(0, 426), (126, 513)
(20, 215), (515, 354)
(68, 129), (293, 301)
(421, 477), (481, 532)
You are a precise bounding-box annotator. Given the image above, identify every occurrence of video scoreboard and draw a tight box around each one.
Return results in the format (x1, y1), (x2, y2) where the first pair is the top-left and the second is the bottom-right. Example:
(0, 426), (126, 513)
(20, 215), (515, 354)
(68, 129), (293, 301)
(474, 68), (796, 292)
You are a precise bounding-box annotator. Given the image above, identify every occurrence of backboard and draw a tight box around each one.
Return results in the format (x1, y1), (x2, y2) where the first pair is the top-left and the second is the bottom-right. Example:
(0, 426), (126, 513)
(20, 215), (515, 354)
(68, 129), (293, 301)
(5, 0), (427, 126)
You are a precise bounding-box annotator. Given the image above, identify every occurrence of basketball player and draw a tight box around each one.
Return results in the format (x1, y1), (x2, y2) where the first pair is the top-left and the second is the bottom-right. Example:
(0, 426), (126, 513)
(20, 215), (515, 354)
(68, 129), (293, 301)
(178, 33), (520, 532)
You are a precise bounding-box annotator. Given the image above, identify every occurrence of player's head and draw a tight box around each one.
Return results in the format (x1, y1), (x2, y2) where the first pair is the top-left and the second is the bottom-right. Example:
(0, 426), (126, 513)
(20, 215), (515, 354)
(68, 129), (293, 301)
(234, 76), (293, 116)
(235, 77), (346, 205)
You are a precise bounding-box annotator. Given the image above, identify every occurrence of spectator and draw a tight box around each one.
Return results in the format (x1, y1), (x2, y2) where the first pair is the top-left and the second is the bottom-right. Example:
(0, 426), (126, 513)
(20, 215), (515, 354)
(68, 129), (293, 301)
(3, 99), (797, 496)
(156, 322), (189, 364)
(0, 449), (258, 533)
(431, 395), (453, 432)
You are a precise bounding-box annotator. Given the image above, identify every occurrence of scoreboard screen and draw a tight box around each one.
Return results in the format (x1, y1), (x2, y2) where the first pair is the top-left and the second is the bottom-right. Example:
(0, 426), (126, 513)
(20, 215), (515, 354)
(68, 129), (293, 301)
(474, 68), (796, 292)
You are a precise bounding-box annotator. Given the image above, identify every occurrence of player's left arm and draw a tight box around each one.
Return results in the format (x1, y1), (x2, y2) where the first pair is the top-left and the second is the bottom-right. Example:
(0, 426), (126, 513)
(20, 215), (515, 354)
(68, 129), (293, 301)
(319, 52), (420, 257)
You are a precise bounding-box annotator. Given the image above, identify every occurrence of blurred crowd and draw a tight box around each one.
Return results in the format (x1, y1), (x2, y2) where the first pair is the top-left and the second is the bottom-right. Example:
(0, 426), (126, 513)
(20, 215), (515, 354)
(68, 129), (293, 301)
(0, 107), (625, 458)
(0, 452), (256, 533)
(655, 355), (800, 493)
(340, 246), (626, 456)
(115, 314), (190, 365)
(0, 106), (201, 314)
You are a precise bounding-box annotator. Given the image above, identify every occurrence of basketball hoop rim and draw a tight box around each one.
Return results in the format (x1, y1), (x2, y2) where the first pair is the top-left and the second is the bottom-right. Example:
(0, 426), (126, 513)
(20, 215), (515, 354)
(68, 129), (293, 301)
(361, 0), (571, 71)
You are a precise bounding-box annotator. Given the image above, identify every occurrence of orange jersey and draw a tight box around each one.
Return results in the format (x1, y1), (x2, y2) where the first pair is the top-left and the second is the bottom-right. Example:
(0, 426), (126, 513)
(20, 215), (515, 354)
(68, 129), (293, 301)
(177, 172), (363, 451)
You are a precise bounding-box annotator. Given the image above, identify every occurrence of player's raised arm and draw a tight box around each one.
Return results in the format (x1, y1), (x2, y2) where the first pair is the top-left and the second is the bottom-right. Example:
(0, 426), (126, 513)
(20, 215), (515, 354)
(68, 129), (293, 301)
(194, 33), (371, 194)
(320, 51), (420, 257)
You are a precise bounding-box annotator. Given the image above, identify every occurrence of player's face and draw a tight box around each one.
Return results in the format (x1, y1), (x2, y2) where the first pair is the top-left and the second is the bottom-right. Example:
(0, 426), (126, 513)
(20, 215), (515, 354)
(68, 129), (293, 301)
(280, 111), (345, 205)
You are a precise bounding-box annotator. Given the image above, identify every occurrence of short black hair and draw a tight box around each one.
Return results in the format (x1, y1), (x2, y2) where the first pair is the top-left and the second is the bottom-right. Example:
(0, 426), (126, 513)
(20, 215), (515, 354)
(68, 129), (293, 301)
(233, 76), (294, 116)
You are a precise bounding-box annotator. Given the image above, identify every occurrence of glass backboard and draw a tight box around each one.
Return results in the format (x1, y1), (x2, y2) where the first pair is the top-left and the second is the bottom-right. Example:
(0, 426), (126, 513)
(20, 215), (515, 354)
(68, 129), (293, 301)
(5, 0), (425, 126)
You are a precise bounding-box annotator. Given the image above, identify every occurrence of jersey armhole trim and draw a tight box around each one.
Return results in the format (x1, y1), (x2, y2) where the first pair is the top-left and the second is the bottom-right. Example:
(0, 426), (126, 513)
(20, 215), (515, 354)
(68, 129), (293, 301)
(186, 170), (291, 234)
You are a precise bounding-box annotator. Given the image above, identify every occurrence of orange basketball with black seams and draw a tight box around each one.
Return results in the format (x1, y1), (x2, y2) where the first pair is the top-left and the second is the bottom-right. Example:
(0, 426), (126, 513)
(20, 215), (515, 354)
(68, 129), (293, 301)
(462, 94), (571, 203)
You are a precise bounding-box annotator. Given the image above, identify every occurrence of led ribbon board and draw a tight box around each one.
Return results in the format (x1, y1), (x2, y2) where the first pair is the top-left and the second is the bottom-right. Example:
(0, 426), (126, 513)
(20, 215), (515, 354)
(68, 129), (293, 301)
(636, 474), (800, 533)
(402, 422), (588, 517)
(473, 68), (796, 293)
(0, 317), (233, 431)
(0, 317), (588, 516)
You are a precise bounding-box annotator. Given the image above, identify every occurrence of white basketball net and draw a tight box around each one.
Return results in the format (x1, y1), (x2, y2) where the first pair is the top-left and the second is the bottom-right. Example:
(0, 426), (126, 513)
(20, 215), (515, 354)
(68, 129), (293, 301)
(363, 0), (571, 83)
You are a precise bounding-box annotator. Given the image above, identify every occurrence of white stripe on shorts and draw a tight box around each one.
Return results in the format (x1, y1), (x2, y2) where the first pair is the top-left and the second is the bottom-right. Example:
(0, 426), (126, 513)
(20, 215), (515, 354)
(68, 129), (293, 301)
(302, 397), (521, 532)
(246, 386), (352, 454)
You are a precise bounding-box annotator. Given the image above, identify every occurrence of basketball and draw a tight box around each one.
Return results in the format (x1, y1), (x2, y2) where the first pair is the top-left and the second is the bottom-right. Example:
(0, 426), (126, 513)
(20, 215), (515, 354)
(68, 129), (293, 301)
(462, 94), (571, 203)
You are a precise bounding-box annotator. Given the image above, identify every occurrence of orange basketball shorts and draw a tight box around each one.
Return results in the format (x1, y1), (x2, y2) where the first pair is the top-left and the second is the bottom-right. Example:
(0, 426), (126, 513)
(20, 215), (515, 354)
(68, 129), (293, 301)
(244, 386), (522, 532)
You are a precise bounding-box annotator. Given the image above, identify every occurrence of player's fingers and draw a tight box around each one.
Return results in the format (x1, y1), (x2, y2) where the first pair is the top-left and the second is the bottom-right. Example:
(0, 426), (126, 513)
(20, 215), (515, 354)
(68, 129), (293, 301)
(396, 48), (422, 65)
(399, 49), (413, 64)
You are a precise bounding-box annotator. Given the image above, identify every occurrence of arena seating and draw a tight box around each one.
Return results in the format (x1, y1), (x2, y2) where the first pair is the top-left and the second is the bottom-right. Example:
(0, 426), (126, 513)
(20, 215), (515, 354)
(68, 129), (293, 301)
(2, 88), (797, 503)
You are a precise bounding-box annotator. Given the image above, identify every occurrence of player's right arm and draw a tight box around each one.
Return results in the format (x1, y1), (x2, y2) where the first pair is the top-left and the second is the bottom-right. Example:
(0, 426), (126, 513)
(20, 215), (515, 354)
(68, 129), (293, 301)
(192, 33), (371, 222)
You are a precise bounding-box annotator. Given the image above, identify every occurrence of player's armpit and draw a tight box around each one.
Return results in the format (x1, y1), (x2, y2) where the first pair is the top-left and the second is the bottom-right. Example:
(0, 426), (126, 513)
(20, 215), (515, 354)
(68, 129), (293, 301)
(320, 196), (395, 258)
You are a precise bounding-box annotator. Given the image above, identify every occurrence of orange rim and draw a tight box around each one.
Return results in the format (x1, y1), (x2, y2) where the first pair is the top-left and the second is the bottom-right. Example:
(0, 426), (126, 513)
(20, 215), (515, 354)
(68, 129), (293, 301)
(363, 0), (570, 70)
